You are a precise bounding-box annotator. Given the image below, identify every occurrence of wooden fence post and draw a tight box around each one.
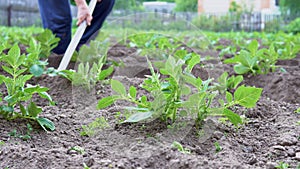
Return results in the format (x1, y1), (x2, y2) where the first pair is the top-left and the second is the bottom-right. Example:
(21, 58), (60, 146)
(7, 4), (12, 27)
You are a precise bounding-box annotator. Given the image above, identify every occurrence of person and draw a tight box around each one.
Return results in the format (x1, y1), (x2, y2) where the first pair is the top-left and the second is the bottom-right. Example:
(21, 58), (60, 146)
(37, 0), (115, 67)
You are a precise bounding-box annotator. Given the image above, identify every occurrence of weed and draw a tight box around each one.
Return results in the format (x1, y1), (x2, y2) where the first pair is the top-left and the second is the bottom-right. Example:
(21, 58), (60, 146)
(275, 161), (289, 169)
(0, 140), (5, 147)
(172, 141), (191, 154)
(80, 117), (109, 137)
(83, 163), (91, 169)
(214, 142), (222, 153)
(8, 124), (33, 141)
(70, 146), (85, 155)
(140, 124), (147, 130)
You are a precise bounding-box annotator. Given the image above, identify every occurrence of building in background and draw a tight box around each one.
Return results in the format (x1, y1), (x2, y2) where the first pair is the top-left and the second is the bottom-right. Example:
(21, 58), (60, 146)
(198, 0), (280, 13)
(143, 1), (176, 13)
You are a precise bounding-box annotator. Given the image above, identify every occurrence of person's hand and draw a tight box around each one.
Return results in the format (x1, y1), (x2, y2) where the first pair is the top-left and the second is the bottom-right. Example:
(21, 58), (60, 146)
(75, 0), (102, 26)
(76, 2), (92, 26)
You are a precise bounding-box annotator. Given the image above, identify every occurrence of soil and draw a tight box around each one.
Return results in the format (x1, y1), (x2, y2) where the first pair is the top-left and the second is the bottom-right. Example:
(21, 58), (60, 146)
(0, 41), (300, 169)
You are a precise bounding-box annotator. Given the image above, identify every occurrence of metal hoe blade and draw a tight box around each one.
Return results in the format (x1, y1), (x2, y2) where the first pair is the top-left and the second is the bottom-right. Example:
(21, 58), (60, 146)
(58, 0), (98, 71)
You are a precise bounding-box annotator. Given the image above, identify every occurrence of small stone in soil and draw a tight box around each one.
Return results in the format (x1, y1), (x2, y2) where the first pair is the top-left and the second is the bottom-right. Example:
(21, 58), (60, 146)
(266, 162), (276, 169)
(287, 148), (295, 157)
(278, 134), (298, 146)
(272, 145), (286, 151)
(247, 155), (257, 165)
(84, 158), (95, 167)
(295, 152), (300, 161)
(213, 131), (223, 139)
(242, 146), (254, 153)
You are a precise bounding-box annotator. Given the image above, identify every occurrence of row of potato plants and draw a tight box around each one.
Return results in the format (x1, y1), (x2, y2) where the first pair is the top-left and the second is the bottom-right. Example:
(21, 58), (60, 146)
(1, 26), (298, 133)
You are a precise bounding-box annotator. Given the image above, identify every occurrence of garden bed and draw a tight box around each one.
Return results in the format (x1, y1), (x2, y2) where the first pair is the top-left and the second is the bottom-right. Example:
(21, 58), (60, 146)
(0, 38), (300, 169)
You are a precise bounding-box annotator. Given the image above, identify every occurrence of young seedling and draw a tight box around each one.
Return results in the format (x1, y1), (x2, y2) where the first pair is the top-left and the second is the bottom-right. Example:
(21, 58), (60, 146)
(214, 72), (243, 94)
(60, 40), (113, 92)
(83, 163), (91, 169)
(224, 40), (279, 75)
(69, 146), (85, 155)
(80, 117), (109, 137)
(214, 142), (222, 153)
(0, 140), (5, 147)
(171, 141), (191, 154)
(8, 124), (33, 141)
(275, 162), (289, 169)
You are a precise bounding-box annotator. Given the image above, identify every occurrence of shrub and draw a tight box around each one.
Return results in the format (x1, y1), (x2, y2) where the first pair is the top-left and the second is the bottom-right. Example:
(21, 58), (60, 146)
(286, 18), (300, 34)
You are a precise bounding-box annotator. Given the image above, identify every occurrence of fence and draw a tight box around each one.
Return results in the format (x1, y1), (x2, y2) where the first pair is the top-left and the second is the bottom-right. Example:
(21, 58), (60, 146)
(107, 10), (300, 32)
(0, 0), (77, 27)
(0, 1), (299, 32)
(0, 0), (41, 26)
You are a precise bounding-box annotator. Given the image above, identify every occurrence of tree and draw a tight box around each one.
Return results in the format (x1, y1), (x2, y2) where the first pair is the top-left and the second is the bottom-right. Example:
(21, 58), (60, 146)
(280, 0), (300, 15)
(174, 0), (198, 12)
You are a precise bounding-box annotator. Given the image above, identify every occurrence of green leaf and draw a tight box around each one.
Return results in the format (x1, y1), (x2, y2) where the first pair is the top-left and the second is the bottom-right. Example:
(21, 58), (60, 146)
(234, 64), (251, 74)
(30, 64), (44, 77)
(223, 108), (243, 127)
(234, 86), (262, 108)
(37, 117), (55, 131)
(38, 92), (55, 105)
(20, 103), (27, 116)
(15, 68), (27, 77)
(187, 54), (200, 71)
(1, 105), (14, 112)
(6, 44), (20, 66)
(238, 51), (258, 71)
(111, 79), (126, 96)
(223, 56), (240, 64)
(181, 85), (191, 95)
(232, 75), (243, 89)
(129, 86), (137, 99)
(24, 85), (49, 94)
(2, 66), (14, 76)
(124, 111), (153, 123)
(97, 96), (118, 109)
(124, 107), (149, 112)
(226, 91), (233, 103)
(27, 102), (42, 117)
(98, 66), (114, 80)
(160, 68), (169, 75)
(247, 40), (259, 55)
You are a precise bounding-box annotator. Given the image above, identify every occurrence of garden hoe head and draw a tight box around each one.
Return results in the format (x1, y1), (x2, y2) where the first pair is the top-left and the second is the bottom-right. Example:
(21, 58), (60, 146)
(57, 0), (97, 71)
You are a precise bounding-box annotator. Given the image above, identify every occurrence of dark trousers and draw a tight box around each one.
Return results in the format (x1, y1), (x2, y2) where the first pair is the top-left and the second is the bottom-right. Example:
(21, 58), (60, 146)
(38, 0), (115, 54)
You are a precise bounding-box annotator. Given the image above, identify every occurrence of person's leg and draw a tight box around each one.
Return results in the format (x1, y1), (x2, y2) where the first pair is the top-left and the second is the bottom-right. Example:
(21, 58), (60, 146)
(38, 0), (72, 54)
(78, 0), (115, 46)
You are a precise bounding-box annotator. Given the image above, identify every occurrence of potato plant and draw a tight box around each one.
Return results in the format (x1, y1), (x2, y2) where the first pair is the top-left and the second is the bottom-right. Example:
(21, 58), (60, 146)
(224, 40), (280, 75)
(98, 53), (262, 127)
(0, 44), (55, 131)
(213, 72), (243, 94)
(60, 39), (114, 91)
